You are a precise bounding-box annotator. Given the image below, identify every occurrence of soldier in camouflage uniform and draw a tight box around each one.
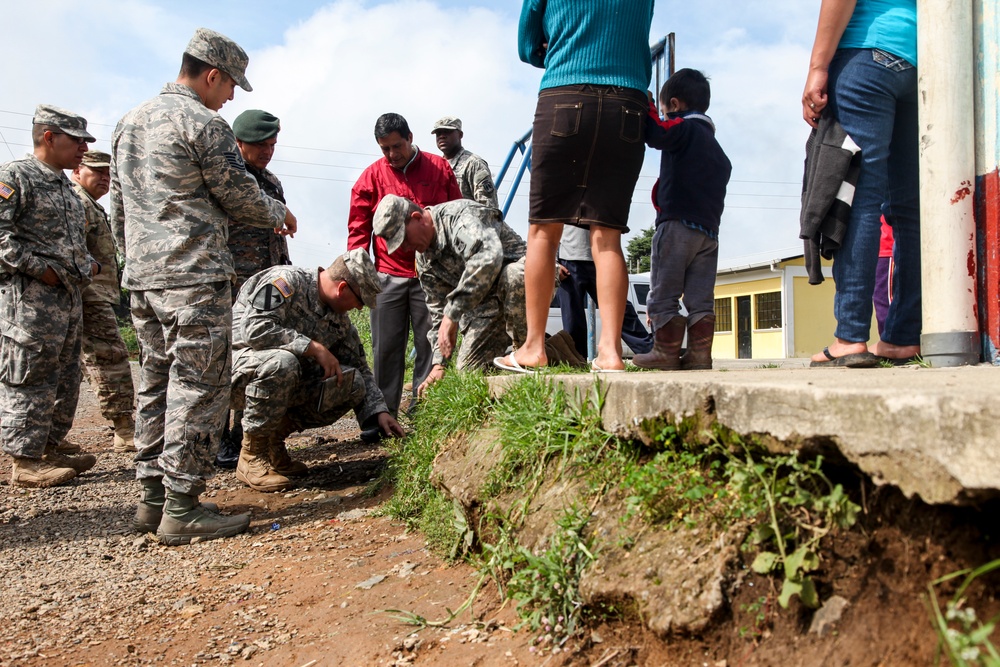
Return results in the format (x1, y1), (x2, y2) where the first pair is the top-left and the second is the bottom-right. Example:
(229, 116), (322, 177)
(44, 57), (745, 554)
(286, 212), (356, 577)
(228, 109), (291, 298)
(216, 109), (292, 469)
(111, 28), (298, 545)
(373, 194), (527, 394)
(70, 151), (137, 453)
(230, 249), (403, 492)
(0, 105), (101, 488)
(432, 117), (498, 208)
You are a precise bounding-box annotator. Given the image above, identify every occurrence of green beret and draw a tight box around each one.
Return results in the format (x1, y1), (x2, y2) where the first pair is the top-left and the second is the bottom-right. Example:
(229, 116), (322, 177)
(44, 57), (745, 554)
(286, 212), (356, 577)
(232, 109), (280, 143)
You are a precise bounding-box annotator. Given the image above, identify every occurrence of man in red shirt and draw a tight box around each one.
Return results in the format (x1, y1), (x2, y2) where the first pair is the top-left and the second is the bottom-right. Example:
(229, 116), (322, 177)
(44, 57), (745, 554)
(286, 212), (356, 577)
(347, 113), (462, 439)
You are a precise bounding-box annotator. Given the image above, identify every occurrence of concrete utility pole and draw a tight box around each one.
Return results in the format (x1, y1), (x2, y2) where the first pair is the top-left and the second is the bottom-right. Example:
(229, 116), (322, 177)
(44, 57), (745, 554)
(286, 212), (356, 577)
(917, 0), (980, 366)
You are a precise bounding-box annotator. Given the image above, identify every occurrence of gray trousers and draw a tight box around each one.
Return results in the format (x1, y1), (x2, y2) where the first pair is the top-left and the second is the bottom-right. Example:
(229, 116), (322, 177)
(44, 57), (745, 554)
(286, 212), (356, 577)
(371, 273), (432, 416)
(131, 282), (231, 496)
(647, 221), (719, 331)
(0, 275), (82, 459)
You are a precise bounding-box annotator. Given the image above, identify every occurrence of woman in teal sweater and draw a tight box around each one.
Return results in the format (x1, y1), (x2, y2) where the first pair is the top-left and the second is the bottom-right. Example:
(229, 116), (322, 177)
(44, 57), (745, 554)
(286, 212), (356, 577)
(495, 0), (655, 374)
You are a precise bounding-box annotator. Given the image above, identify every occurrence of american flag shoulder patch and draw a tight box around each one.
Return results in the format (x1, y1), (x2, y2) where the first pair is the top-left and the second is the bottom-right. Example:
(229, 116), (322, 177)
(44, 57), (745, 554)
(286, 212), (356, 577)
(0, 182), (14, 200)
(223, 151), (246, 171)
(272, 276), (293, 298)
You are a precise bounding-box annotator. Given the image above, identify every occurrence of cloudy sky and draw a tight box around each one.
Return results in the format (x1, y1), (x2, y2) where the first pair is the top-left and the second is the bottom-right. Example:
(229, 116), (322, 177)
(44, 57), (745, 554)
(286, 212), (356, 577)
(0, 0), (820, 268)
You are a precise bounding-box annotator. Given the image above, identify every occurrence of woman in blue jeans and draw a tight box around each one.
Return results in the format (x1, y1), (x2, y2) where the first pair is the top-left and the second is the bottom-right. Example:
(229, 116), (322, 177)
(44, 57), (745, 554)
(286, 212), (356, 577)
(803, 0), (921, 366)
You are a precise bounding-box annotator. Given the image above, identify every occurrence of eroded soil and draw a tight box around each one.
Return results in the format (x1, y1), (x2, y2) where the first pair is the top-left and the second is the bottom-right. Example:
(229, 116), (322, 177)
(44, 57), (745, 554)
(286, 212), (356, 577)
(3, 379), (1000, 666)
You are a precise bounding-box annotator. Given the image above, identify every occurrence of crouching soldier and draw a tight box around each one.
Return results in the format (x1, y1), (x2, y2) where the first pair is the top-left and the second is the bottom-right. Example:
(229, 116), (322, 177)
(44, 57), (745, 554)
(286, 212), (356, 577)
(372, 195), (528, 394)
(231, 248), (404, 492)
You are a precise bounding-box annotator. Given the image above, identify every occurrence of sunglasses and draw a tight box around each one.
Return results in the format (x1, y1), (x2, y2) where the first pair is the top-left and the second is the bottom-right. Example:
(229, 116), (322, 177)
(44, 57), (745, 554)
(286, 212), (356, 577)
(49, 131), (89, 145)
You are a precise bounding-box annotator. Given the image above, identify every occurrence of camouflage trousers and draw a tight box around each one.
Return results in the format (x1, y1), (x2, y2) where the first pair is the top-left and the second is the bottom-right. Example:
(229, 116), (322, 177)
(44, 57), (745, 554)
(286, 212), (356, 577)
(231, 349), (365, 439)
(454, 256), (528, 371)
(81, 299), (135, 421)
(0, 274), (82, 459)
(131, 282), (231, 496)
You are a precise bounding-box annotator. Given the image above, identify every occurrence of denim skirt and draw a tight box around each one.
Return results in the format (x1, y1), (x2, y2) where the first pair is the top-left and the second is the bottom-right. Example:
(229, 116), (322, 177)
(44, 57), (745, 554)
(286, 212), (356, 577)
(528, 84), (647, 232)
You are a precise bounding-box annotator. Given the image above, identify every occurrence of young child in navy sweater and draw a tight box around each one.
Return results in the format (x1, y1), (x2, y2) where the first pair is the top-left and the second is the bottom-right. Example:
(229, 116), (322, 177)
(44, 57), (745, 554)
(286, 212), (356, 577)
(634, 68), (732, 370)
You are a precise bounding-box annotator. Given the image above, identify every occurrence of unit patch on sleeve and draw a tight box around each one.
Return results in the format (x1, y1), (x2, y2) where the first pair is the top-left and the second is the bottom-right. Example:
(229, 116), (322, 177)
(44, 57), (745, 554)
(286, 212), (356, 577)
(251, 283), (286, 311)
(0, 182), (14, 200)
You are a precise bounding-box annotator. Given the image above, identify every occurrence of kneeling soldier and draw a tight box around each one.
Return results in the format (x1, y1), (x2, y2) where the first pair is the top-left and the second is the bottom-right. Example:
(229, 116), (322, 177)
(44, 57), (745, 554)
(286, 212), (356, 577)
(231, 249), (403, 492)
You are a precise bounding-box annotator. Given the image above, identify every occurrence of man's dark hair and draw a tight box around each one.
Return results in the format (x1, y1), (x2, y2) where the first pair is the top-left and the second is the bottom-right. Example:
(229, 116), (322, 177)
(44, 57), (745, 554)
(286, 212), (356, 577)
(31, 124), (55, 147)
(660, 68), (711, 113)
(374, 113), (411, 139)
(179, 53), (215, 80)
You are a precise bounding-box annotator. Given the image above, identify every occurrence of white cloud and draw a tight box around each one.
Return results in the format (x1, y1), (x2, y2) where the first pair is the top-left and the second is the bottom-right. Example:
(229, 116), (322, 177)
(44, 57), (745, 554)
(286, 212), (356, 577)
(0, 0), (819, 267)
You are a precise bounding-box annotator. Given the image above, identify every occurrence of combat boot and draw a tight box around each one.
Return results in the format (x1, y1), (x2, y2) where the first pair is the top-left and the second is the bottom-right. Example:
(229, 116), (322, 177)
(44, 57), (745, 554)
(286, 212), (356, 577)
(632, 316), (687, 370)
(156, 489), (250, 546)
(133, 477), (218, 533)
(680, 314), (716, 370)
(10, 457), (77, 488)
(269, 418), (308, 478)
(54, 438), (82, 454)
(112, 414), (137, 453)
(236, 434), (293, 492)
(42, 444), (97, 474)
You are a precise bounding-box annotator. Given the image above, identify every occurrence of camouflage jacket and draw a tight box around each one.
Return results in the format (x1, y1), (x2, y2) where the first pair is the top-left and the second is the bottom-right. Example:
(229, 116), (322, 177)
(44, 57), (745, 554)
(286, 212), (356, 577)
(417, 199), (526, 364)
(228, 163), (291, 289)
(449, 149), (498, 208)
(110, 83), (287, 290)
(232, 266), (387, 423)
(73, 182), (120, 303)
(0, 154), (93, 289)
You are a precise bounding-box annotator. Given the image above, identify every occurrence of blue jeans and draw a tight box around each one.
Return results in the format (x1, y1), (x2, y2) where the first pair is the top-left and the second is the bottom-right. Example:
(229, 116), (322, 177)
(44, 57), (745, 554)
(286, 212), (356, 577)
(827, 48), (920, 345)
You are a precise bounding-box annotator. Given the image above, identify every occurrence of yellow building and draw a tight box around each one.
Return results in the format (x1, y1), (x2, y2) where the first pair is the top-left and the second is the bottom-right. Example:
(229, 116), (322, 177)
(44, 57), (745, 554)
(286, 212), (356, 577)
(710, 254), (873, 359)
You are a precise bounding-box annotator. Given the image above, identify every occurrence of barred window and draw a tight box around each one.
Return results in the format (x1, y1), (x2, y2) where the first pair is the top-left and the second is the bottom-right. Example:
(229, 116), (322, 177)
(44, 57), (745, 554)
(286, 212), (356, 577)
(754, 291), (782, 329)
(715, 298), (732, 332)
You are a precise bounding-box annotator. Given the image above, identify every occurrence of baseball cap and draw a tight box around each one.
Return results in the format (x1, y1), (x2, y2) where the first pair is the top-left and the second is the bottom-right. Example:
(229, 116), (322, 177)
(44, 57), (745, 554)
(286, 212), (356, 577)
(80, 151), (111, 168)
(331, 248), (381, 309)
(184, 27), (253, 92)
(372, 194), (415, 255)
(32, 105), (96, 142)
(431, 116), (462, 133)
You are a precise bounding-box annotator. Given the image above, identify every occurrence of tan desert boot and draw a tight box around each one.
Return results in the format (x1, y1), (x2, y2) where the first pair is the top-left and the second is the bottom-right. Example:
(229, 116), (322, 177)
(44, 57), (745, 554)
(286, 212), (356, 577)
(112, 415), (137, 453)
(10, 457), (77, 488)
(236, 434), (293, 493)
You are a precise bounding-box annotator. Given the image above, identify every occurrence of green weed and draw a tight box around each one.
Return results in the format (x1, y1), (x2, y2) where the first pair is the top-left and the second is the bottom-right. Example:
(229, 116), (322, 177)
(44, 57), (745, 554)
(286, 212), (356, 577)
(501, 505), (597, 645)
(927, 559), (1000, 666)
(735, 445), (860, 609)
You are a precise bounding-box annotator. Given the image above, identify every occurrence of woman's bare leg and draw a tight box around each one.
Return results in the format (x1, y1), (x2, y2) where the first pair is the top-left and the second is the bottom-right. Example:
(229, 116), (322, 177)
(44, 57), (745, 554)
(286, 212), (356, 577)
(509, 222), (563, 368)
(590, 226), (626, 371)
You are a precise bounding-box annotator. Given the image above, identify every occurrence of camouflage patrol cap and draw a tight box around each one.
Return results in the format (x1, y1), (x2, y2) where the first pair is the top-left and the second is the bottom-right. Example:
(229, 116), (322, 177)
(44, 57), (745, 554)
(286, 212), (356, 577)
(80, 151), (111, 168)
(431, 116), (462, 133)
(329, 248), (381, 308)
(184, 27), (253, 92)
(32, 104), (96, 142)
(372, 194), (416, 255)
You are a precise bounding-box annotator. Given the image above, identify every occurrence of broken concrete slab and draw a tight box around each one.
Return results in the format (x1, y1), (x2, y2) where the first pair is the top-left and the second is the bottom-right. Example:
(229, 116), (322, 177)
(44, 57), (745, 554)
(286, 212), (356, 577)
(489, 366), (1000, 505)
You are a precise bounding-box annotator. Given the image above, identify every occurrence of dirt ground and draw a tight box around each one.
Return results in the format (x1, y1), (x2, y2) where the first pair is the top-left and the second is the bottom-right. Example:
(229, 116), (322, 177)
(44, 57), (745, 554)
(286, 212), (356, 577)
(4, 379), (1000, 667)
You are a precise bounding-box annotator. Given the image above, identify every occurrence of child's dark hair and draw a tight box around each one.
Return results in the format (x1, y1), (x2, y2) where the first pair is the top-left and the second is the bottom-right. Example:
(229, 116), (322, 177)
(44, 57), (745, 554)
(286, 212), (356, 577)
(659, 68), (711, 113)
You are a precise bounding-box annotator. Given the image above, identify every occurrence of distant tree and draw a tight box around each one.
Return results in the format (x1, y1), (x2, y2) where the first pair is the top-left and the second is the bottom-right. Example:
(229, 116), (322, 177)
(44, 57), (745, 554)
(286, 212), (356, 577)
(626, 226), (654, 273)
